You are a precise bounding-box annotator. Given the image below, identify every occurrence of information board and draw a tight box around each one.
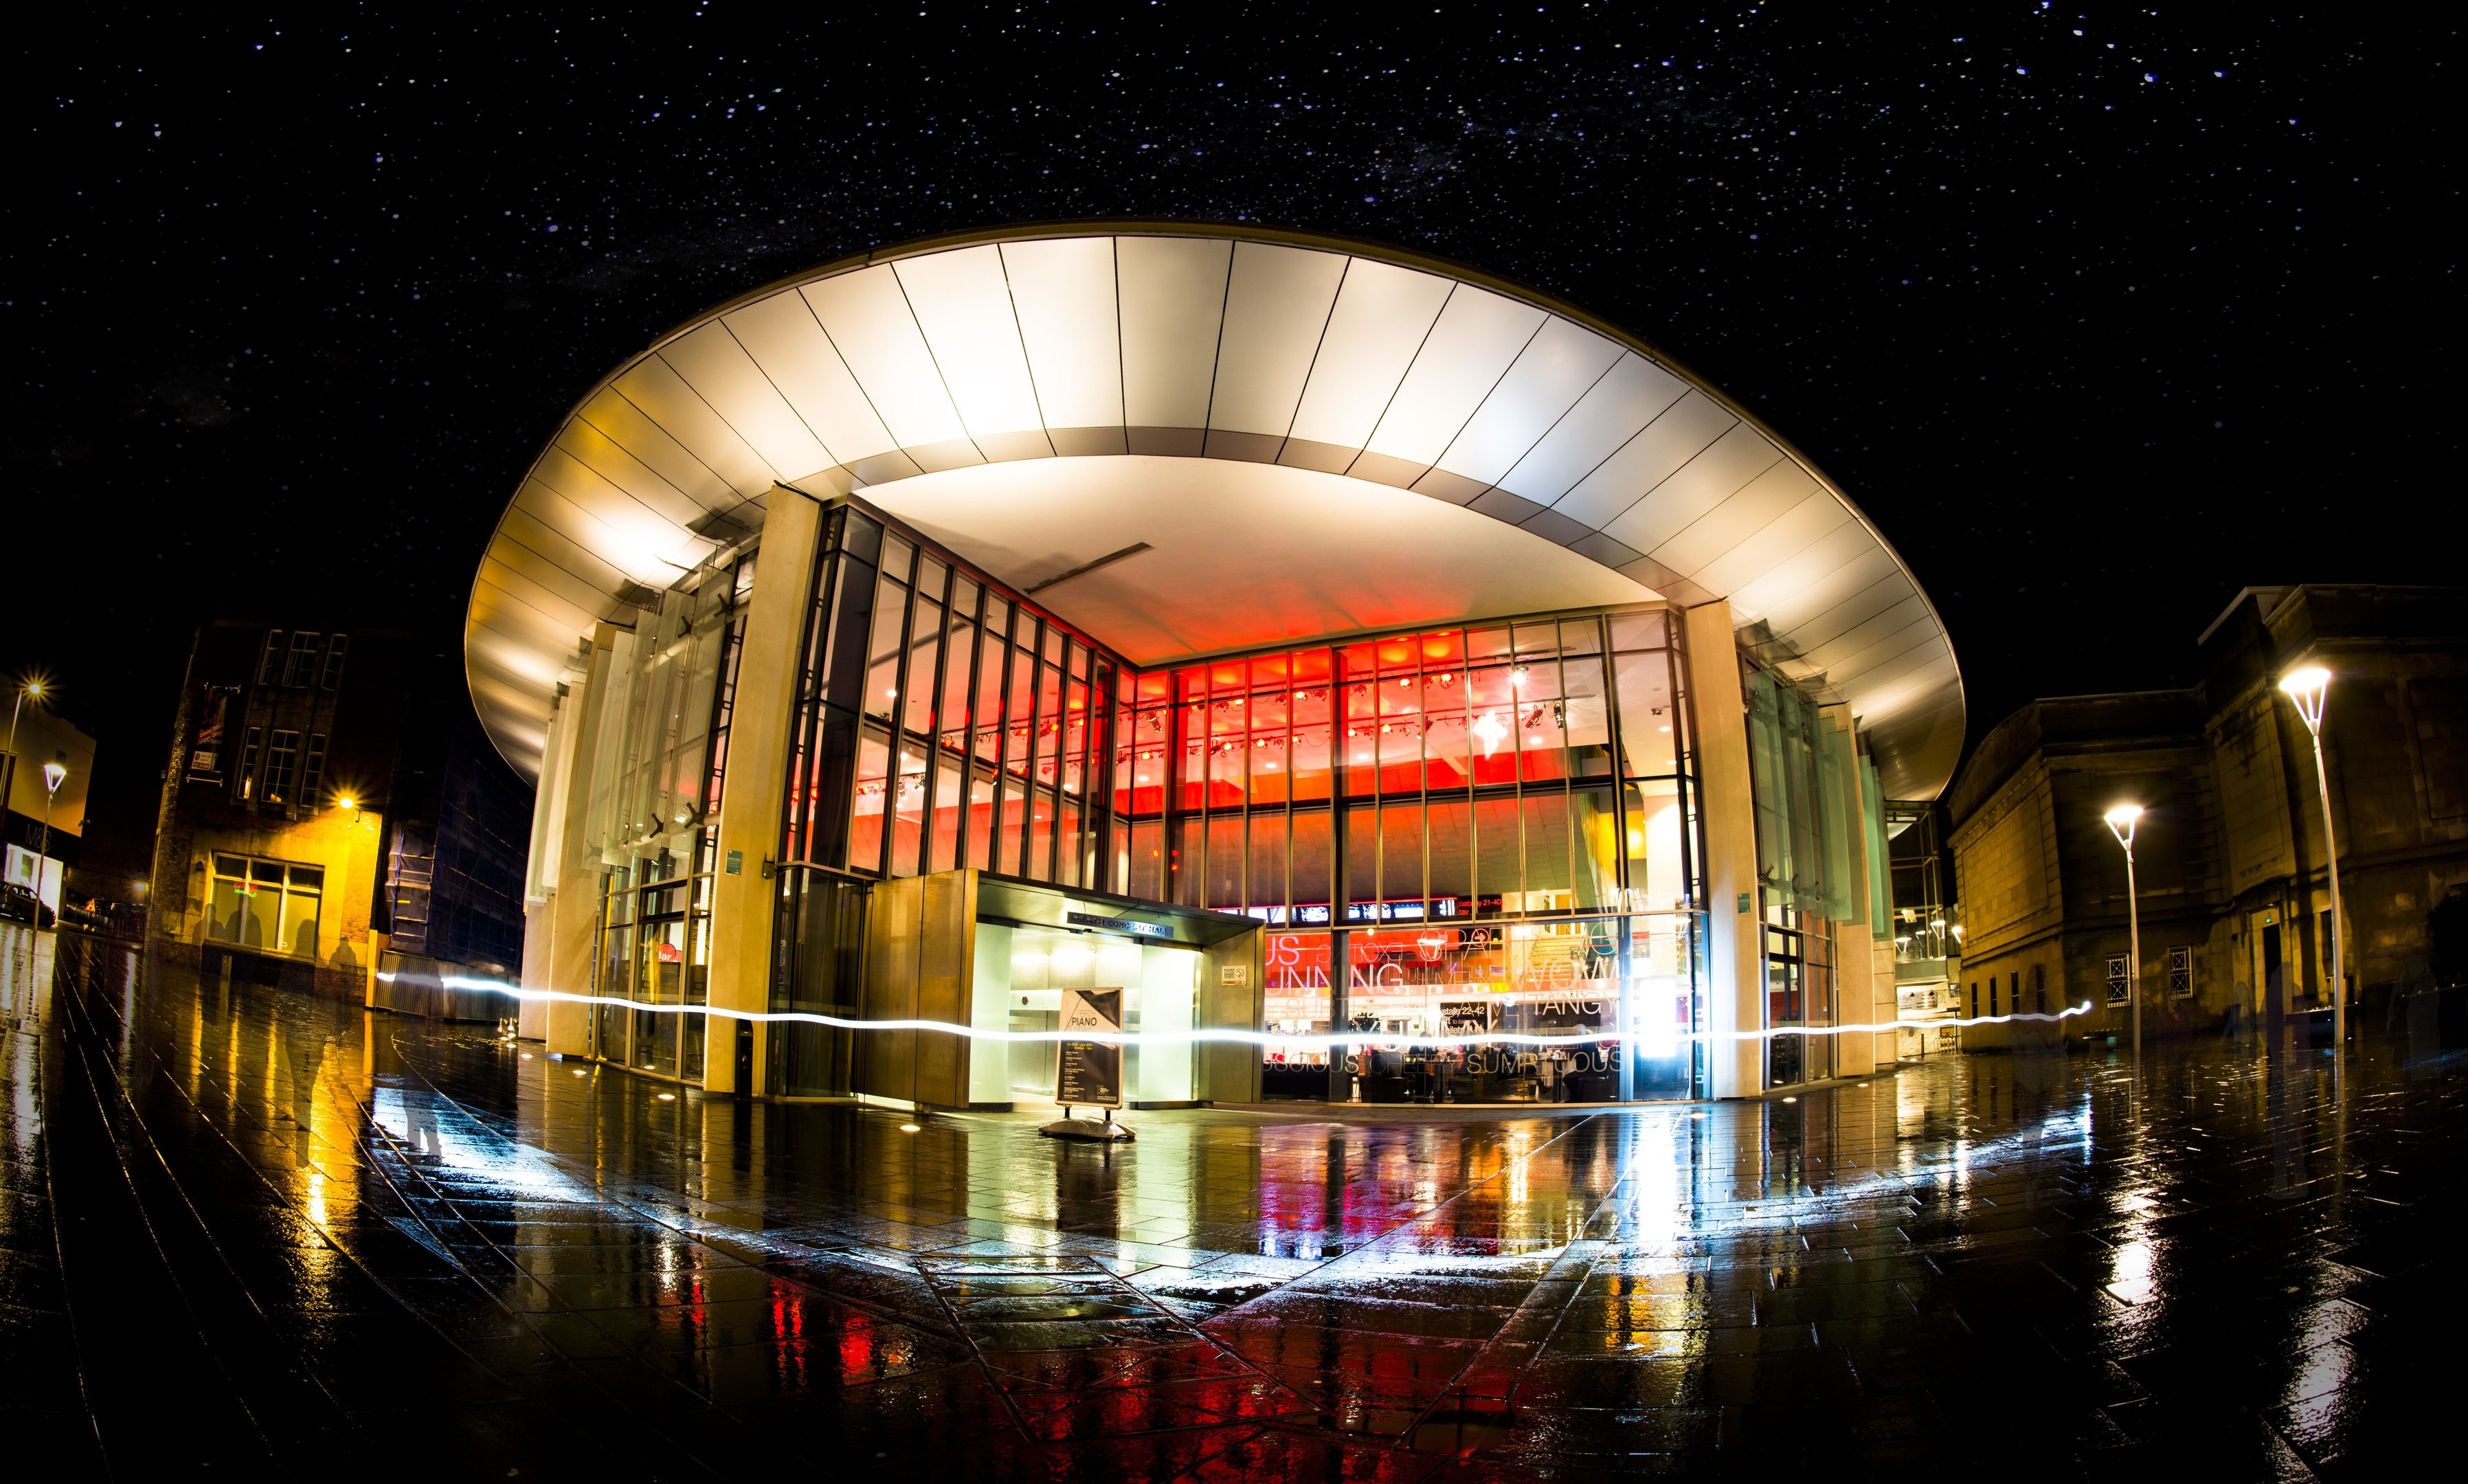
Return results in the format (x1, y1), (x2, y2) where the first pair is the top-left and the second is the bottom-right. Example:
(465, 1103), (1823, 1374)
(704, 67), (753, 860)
(1055, 987), (1125, 1110)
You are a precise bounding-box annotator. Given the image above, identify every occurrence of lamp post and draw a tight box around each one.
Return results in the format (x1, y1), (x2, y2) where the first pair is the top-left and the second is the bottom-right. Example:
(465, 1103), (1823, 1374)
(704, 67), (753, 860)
(2104, 804), (2145, 1058)
(34, 759), (66, 930)
(2278, 665), (2344, 1053)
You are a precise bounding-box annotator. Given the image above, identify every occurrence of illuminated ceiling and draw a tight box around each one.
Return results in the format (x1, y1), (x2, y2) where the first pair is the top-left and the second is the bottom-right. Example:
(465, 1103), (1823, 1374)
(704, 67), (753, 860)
(467, 223), (1962, 798)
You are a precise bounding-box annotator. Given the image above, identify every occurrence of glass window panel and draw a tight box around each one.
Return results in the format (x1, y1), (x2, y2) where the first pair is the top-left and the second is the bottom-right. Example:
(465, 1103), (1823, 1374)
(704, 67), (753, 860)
(902, 595), (941, 737)
(1379, 802), (1425, 913)
(864, 575), (905, 722)
(999, 778), (1029, 876)
(1062, 678), (1090, 799)
(251, 859), (285, 884)
(1058, 798), (1084, 888)
(287, 864), (324, 890)
(1031, 664), (1064, 789)
(849, 728), (890, 873)
(1027, 789), (1055, 881)
(1176, 664), (1207, 701)
(1419, 670), (1470, 789)
(1249, 651), (1290, 690)
(1040, 626), (1063, 666)
(1611, 611), (1668, 651)
(1623, 778), (1689, 912)
(1177, 701), (1208, 812)
(1516, 662), (1569, 784)
(939, 610), (975, 751)
(1136, 668), (1171, 703)
(1343, 671), (1378, 798)
(951, 575), (979, 622)
(965, 769), (996, 872)
(1512, 622), (1560, 658)
(1288, 811), (1333, 925)
(1344, 803), (1379, 918)
(1263, 931), (1334, 1086)
(1205, 816), (1244, 910)
(1070, 643), (1090, 681)
(890, 743), (928, 877)
(1248, 814), (1288, 917)
(1376, 672), (1422, 796)
(1466, 663), (1520, 787)
(1128, 820), (1166, 902)
(1130, 707), (1169, 816)
(1005, 649), (1036, 778)
(1572, 786), (1619, 911)
(278, 889), (319, 956)
(928, 758), (965, 873)
(1521, 792), (1573, 914)
(1472, 796), (1520, 917)
(882, 535), (915, 584)
(1563, 654), (1613, 778)
(1207, 697), (1246, 810)
(1248, 727), (1290, 808)
(1112, 706), (1138, 814)
(1613, 650), (1680, 776)
(1210, 657), (1247, 694)
(1373, 633), (1420, 675)
(916, 554), (947, 601)
(1290, 680), (1332, 802)
(1427, 797), (1473, 917)
(1290, 648), (1333, 684)
(1558, 618), (1603, 655)
(1468, 625), (1513, 661)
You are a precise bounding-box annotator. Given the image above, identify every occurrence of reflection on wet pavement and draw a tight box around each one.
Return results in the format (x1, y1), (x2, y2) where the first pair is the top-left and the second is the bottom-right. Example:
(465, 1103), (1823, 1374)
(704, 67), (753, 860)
(3, 921), (2459, 1479)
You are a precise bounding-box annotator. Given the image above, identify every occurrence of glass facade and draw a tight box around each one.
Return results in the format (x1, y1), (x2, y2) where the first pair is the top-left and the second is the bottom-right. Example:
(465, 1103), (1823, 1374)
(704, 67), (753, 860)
(586, 554), (754, 1083)
(763, 501), (1710, 1102)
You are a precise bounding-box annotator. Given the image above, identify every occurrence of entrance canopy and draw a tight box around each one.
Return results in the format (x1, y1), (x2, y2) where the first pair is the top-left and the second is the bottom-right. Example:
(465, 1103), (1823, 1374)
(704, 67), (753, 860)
(466, 223), (1962, 798)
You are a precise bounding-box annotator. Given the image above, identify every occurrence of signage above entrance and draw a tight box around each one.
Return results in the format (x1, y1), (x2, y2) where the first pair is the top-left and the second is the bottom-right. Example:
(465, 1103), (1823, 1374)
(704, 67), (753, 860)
(1066, 911), (1174, 941)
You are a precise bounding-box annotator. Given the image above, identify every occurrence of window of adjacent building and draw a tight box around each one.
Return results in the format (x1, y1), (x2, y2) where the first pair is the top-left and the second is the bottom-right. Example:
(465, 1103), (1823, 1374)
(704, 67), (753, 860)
(1968, 980), (1979, 1017)
(2105, 954), (2131, 1005)
(1989, 975), (1999, 1017)
(319, 634), (350, 690)
(262, 729), (300, 805)
(298, 733), (328, 806)
(205, 853), (323, 956)
(256, 631), (285, 685)
(237, 726), (265, 800)
(2167, 945), (2193, 999)
(283, 631), (322, 687)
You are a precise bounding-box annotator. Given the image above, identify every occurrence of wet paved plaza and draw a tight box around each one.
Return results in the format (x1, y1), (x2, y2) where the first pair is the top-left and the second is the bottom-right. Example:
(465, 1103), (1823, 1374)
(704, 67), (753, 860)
(3, 924), (2461, 1480)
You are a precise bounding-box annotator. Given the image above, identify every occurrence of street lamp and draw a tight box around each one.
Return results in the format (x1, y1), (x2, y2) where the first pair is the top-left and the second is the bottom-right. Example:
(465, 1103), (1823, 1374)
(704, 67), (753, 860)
(2278, 664), (2344, 1052)
(33, 759), (67, 930)
(2104, 804), (2145, 1058)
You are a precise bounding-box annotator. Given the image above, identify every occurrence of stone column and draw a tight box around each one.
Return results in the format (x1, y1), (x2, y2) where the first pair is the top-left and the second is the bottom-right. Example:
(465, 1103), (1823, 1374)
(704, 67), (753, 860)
(702, 486), (826, 1094)
(1683, 600), (1764, 1099)
(1824, 702), (1877, 1079)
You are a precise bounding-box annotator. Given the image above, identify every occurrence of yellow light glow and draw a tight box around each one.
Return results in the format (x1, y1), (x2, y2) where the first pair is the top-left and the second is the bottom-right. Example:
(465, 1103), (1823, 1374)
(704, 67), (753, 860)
(2278, 665), (2331, 699)
(337, 795), (358, 811)
(2102, 804), (2143, 828)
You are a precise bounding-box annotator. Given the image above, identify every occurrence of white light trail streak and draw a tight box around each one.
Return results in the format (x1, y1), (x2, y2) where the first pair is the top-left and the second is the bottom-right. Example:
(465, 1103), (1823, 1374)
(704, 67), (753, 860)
(379, 973), (2094, 1050)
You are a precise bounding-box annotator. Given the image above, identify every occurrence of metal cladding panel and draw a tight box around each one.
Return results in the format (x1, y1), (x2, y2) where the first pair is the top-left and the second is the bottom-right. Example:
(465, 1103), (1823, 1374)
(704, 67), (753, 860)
(1432, 316), (1624, 488)
(1652, 459), (1821, 579)
(800, 265), (970, 450)
(1285, 259), (1454, 453)
(1001, 237), (1124, 430)
(1500, 354), (1691, 508)
(612, 355), (778, 498)
(1363, 286), (1543, 467)
(570, 388), (737, 521)
(894, 246), (1047, 442)
(1208, 242), (1349, 437)
(470, 225), (1963, 800)
(1117, 236), (1231, 429)
(1549, 388), (1737, 530)
(1600, 423), (1784, 557)
(721, 289), (899, 464)
(659, 321), (835, 477)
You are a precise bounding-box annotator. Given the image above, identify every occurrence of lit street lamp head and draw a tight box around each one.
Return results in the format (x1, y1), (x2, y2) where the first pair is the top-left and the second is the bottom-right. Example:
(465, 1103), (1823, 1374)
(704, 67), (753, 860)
(2104, 803), (2143, 848)
(2279, 664), (2332, 732)
(41, 761), (65, 795)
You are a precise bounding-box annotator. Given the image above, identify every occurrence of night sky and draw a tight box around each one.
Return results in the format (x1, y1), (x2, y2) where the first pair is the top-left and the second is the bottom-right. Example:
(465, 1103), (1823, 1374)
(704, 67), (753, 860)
(12, 4), (2452, 870)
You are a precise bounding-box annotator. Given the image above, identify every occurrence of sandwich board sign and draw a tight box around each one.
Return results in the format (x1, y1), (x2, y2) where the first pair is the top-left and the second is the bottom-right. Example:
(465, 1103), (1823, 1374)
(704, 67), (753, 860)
(1055, 987), (1125, 1110)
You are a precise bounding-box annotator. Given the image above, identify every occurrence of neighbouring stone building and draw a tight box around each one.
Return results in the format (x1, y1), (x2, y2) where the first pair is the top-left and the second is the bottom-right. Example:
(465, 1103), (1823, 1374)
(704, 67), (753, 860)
(147, 619), (531, 1002)
(1947, 585), (2468, 1048)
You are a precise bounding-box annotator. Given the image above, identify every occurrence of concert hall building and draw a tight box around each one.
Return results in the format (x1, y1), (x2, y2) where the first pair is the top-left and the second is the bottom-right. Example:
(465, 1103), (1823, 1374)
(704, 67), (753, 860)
(472, 224), (1963, 1107)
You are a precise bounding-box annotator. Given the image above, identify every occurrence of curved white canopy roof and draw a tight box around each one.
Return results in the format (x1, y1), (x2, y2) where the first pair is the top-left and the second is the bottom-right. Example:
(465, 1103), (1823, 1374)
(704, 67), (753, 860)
(467, 223), (1963, 798)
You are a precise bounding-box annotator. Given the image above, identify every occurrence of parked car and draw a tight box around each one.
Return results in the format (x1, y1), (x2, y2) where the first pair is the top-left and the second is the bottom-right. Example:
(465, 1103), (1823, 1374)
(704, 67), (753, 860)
(1, 883), (54, 929)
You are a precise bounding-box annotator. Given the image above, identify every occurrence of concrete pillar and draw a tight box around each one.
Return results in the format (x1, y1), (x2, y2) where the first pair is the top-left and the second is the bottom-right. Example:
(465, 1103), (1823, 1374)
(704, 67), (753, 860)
(704, 486), (826, 1093)
(1683, 600), (1764, 1099)
(543, 629), (616, 1058)
(1824, 703), (1876, 1079)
